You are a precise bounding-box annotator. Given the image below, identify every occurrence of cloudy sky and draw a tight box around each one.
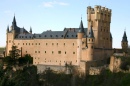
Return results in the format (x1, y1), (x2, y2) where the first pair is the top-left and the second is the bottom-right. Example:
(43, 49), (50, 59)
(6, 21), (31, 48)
(0, 0), (130, 48)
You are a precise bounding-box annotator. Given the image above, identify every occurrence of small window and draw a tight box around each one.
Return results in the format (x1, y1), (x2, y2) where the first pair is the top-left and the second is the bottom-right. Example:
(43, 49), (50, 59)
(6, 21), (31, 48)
(57, 43), (58, 45)
(32, 43), (33, 45)
(46, 43), (47, 45)
(64, 43), (65, 46)
(18, 43), (20, 45)
(23, 43), (24, 45)
(29, 43), (30, 45)
(39, 43), (40, 45)
(76, 35), (77, 37)
(61, 35), (63, 37)
(38, 51), (40, 53)
(73, 43), (74, 46)
(91, 46), (93, 49)
(9, 40), (11, 43)
(50, 35), (52, 37)
(26, 43), (27, 45)
(73, 52), (75, 54)
(92, 39), (93, 42)
(56, 35), (58, 37)
(52, 43), (54, 45)
(58, 51), (61, 54)
(35, 51), (37, 53)
(45, 51), (46, 53)
(65, 51), (66, 54)
(89, 39), (90, 41)
(26, 51), (27, 53)
(45, 35), (46, 37)
(36, 43), (37, 45)
(52, 51), (54, 54)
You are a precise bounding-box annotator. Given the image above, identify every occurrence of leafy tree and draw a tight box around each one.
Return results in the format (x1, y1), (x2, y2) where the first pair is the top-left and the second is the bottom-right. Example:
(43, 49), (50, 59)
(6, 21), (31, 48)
(18, 54), (33, 65)
(9, 45), (20, 59)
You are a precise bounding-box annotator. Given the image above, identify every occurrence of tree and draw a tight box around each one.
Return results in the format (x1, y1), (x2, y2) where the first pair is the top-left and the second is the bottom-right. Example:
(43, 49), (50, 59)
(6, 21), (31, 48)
(9, 45), (20, 59)
(18, 54), (33, 65)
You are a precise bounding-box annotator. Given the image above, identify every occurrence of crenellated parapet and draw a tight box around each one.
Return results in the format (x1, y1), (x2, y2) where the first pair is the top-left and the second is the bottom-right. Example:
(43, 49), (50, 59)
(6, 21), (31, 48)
(87, 5), (111, 23)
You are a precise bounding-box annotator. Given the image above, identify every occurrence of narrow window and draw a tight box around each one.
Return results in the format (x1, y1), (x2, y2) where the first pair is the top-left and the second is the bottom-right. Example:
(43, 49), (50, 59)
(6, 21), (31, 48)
(73, 52), (75, 54)
(58, 51), (61, 54)
(91, 46), (93, 49)
(26, 51), (27, 53)
(73, 43), (74, 46)
(52, 51), (54, 54)
(38, 51), (40, 53)
(57, 43), (58, 45)
(46, 43), (47, 45)
(23, 43), (24, 45)
(65, 51), (66, 54)
(39, 43), (40, 45)
(35, 51), (37, 53)
(45, 51), (46, 53)
(64, 43), (65, 46)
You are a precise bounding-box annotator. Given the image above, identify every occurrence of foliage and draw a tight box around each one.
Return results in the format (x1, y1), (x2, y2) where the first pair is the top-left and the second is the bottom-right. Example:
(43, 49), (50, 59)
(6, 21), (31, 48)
(18, 54), (33, 65)
(9, 46), (20, 59)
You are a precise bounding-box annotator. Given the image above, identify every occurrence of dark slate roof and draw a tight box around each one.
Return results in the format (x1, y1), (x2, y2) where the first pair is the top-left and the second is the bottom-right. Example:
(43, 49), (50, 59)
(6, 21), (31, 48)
(79, 20), (85, 33)
(88, 26), (94, 38)
(15, 28), (88, 39)
(12, 16), (17, 27)
(10, 26), (29, 34)
(122, 31), (128, 42)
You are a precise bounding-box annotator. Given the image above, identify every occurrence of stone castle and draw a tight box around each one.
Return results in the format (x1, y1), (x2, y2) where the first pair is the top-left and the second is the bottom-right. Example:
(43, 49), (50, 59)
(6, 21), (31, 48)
(5, 5), (128, 74)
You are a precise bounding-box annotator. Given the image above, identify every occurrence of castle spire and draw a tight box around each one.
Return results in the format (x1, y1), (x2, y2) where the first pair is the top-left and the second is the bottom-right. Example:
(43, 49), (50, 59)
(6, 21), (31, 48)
(78, 18), (84, 33)
(6, 25), (9, 32)
(30, 26), (32, 33)
(88, 26), (94, 38)
(122, 31), (128, 42)
(12, 14), (17, 27)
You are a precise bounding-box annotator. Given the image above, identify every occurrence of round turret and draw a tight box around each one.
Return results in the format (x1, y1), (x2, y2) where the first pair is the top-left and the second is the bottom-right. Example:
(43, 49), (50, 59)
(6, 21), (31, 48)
(87, 26), (95, 61)
(121, 31), (128, 52)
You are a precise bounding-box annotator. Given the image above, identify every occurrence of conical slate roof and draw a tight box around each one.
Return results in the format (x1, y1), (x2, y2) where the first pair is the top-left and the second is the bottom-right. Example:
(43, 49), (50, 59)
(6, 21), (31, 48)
(88, 26), (94, 38)
(12, 15), (17, 26)
(78, 19), (85, 33)
(122, 31), (128, 42)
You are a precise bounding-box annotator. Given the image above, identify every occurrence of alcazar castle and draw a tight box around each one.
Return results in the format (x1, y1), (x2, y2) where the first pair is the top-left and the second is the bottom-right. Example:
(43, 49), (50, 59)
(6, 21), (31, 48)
(5, 5), (128, 74)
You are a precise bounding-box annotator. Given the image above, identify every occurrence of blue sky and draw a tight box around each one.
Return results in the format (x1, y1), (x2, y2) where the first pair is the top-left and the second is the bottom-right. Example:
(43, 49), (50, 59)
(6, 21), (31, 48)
(0, 0), (130, 48)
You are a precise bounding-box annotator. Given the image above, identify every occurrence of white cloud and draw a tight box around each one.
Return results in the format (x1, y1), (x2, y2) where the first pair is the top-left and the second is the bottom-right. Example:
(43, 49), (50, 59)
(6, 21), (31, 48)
(42, 1), (69, 8)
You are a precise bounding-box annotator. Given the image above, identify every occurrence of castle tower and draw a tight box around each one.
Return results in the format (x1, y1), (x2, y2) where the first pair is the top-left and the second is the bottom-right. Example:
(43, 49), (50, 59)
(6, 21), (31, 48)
(6, 16), (16, 56)
(77, 19), (85, 65)
(87, 6), (111, 48)
(87, 25), (95, 61)
(121, 31), (128, 52)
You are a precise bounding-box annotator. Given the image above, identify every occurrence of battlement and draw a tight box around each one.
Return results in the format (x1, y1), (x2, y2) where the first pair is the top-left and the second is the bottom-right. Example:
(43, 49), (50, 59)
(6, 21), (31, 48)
(87, 5), (111, 22)
(87, 5), (111, 14)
